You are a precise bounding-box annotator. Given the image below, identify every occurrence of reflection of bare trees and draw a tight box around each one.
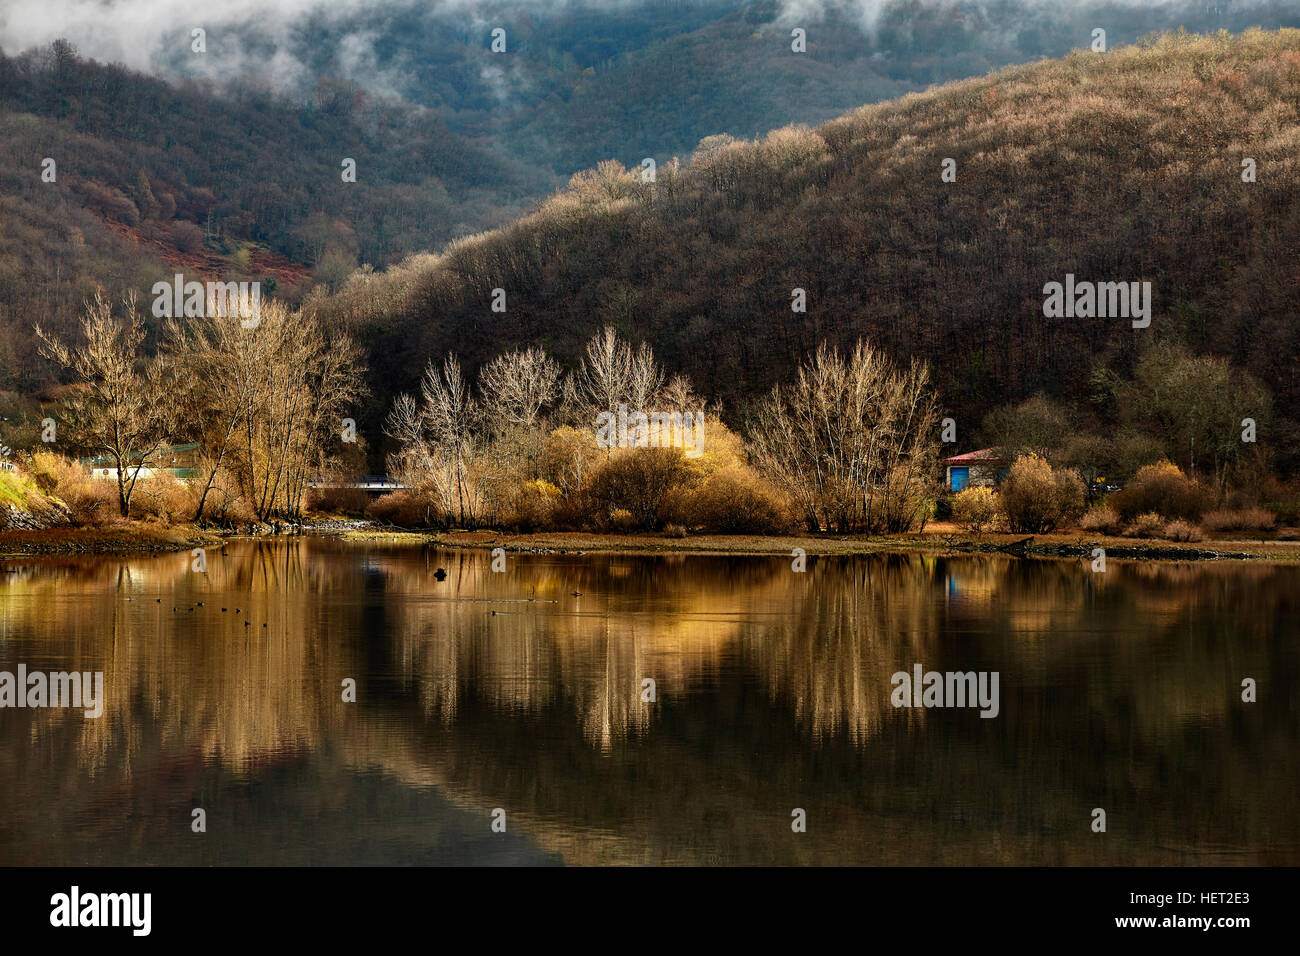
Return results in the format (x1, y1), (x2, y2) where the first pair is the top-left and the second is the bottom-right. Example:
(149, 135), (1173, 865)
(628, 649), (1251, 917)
(385, 552), (785, 749)
(1, 542), (367, 775)
(748, 555), (941, 743)
(1, 545), (1297, 865)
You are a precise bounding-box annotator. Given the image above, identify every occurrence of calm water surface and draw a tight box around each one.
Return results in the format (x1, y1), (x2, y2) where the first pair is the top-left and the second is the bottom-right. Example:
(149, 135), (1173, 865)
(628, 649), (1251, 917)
(0, 539), (1296, 865)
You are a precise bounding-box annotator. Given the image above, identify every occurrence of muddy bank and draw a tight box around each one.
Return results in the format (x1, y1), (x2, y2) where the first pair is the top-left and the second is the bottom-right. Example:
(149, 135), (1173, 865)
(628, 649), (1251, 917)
(0, 525), (219, 556)
(348, 527), (1297, 563)
(1, 521), (1294, 562)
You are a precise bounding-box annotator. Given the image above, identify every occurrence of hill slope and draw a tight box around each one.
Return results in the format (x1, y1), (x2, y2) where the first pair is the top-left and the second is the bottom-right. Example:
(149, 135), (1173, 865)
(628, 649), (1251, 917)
(0, 43), (546, 391)
(307, 29), (1300, 469)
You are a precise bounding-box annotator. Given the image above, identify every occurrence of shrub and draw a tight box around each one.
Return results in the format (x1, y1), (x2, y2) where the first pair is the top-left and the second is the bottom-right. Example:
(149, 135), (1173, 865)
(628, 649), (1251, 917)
(583, 448), (693, 530)
(998, 454), (1084, 533)
(307, 485), (371, 515)
(663, 523), (687, 538)
(1200, 507), (1276, 533)
(366, 489), (442, 528)
(505, 479), (562, 531)
(608, 508), (638, 532)
(1125, 512), (1166, 538)
(167, 220), (206, 253)
(25, 453), (116, 525)
(131, 471), (198, 523)
(1111, 461), (1206, 520)
(951, 486), (998, 533)
(1079, 503), (1122, 534)
(1163, 519), (1203, 542)
(540, 426), (600, 494)
(659, 464), (797, 534)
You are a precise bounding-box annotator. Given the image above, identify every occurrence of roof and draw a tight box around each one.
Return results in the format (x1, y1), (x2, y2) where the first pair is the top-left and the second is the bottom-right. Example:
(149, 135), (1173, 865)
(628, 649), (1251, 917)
(941, 447), (1005, 466)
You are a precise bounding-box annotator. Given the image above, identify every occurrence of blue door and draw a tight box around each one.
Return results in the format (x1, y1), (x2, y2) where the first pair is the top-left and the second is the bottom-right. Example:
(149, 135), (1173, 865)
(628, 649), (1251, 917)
(950, 467), (970, 491)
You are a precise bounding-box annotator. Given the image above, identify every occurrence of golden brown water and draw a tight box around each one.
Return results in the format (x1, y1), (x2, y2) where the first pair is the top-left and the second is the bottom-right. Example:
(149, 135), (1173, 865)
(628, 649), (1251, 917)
(0, 539), (1295, 865)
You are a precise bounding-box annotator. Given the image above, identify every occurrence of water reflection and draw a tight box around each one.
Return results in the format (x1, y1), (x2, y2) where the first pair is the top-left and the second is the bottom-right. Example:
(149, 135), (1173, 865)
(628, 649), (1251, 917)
(0, 540), (1295, 865)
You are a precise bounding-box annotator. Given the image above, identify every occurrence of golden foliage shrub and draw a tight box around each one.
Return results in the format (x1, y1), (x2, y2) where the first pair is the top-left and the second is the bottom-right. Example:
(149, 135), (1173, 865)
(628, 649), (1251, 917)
(366, 488), (443, 528)
(997, 454), (1084, 533)
(540, 426), (601, 493)
(131, 471), (199, 523)
(951, 486), (998, 533)
(659, 464), (797, 534)
(1163, 519), (1203, 542)
(24, 452), (117, 526)
(505, 479), (562, 531)
(1111, 461), (1207, 520)
(582, 447), (694, 530)
(1125, 512), (1167, 538)
(1079, 503), (1122, 534)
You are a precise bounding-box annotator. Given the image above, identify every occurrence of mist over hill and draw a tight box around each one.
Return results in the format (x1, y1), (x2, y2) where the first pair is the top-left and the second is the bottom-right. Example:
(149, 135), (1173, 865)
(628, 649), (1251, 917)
(6, 1), (1300, 175)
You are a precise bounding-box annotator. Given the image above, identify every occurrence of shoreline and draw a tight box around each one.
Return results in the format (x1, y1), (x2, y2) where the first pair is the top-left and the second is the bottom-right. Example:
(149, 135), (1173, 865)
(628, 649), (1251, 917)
(2, 522), (1298, 563)
(394, 529), (1299, 563)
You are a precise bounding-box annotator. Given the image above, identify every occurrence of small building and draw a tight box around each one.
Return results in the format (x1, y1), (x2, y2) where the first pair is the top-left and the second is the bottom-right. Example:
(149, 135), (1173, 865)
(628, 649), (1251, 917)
(942, 448), (1007, 492)
(79, 442), (202, 481)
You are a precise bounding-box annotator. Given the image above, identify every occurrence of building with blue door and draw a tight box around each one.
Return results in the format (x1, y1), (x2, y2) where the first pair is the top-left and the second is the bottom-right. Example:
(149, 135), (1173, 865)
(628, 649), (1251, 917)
(941, 448), (1007, 492)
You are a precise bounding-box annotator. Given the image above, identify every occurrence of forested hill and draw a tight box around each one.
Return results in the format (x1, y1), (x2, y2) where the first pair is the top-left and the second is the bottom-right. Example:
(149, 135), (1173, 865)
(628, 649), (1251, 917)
(0, 43), (546, 391)
(307, 29), (1300, 470)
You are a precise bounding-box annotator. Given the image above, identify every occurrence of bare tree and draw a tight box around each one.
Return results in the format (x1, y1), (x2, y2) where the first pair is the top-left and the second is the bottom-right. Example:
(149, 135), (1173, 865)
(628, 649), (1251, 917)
(479, 346), (561, 429)
(749, 340), (939, 533)
(164, 291), (263, 521)
(571, 326), (630, 422)
(386, 354), (485, 527)
(568, 326), (665, 427)
(168, 299), (363, 524)
(659, 373), (702, 413)
(36, 292), (175, 517)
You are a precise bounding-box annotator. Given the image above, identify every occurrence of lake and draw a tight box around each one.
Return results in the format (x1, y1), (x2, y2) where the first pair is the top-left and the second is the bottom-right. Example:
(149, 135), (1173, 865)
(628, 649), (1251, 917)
(0, 538), (1296, 865)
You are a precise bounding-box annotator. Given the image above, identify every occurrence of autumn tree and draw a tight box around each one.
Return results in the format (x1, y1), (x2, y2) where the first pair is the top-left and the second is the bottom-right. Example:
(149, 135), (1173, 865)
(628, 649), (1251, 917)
(36, 292), (174, 518)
